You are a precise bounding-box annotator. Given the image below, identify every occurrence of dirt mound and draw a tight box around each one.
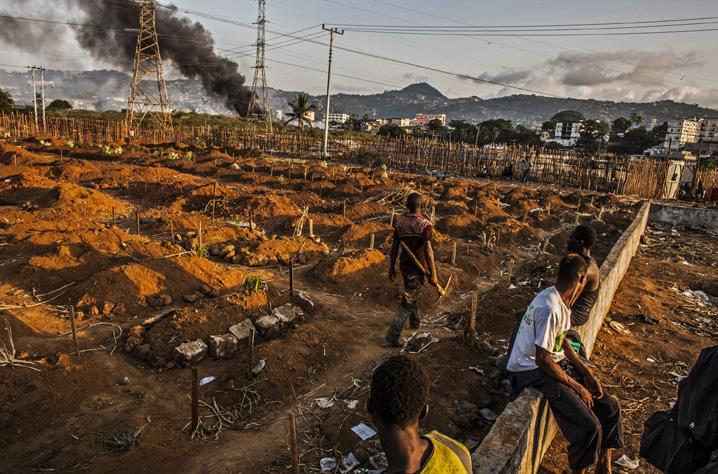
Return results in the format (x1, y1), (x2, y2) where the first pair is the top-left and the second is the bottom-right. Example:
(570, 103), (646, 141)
(0, 171), (58, 205)
(323, 248), (386, 283)
(238, 236), (330, 266)
(241, 194), (301, 218)
(35, 182), (131, 216)
(70, 255), (246, 315)
(49, 162), (102, 182)
(340, 221), (391, 243)
(440, 184), (468, 201)
(436, 215), (481, 238)
(346, 201), (387, 221)
(436, 200), (469, 216)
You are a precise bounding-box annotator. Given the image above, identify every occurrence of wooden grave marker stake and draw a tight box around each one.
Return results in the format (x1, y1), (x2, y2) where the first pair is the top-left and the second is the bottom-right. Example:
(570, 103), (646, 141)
(451, 241), (457, 265)
(70, 305), (80, 356)
(191, 368), (199, 434)
(135, 210), (140, 235)
(289, 259), (295, 296)
(369, 233), (375, 249)
(288, 412), (300, 474)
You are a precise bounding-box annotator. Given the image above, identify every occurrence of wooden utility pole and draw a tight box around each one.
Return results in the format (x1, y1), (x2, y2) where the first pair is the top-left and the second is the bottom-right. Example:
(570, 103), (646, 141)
(29, 66), (38, 131)
(321, 25), (344, 158)
(40, 67), (46, 133)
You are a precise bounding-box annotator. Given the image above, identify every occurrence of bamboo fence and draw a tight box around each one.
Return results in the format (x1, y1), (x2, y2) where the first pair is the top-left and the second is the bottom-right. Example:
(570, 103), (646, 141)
(0, 113), (710, 200)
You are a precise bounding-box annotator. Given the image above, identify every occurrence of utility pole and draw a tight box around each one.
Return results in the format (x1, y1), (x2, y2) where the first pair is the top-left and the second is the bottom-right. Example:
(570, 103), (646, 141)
(322, 24), (343, 158)
(126, 0), (172, 135)
(29, 66), (38, 131)
(247, 0), (272, 131)
(40, 66), (46, 133)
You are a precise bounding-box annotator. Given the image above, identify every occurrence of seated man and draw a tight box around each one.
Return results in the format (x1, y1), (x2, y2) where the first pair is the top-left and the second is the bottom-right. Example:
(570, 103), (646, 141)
(506, 255), (623, 474)
(368, 355), (471, 473)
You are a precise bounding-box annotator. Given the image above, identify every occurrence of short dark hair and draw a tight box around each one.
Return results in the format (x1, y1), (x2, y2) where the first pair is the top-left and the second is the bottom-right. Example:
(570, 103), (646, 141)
(573, 224), (596, 248)
(406, 192), (421, 212)
(557, 254), (587, 283)
(370, 355), (429, 427)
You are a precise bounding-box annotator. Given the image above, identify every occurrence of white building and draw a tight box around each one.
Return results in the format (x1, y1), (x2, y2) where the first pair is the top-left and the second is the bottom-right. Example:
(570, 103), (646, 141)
(389, 117), (412, 127)
(699, 118), (718, 143)
(413, 113), (447, 126)
(326, 113), (350, 123)
(664, 119), (700, 148)
(548, 121), (582, 146)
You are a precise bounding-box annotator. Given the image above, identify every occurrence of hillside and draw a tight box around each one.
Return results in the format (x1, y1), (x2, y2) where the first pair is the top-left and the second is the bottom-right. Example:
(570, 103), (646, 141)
(2, 69), (716, 126)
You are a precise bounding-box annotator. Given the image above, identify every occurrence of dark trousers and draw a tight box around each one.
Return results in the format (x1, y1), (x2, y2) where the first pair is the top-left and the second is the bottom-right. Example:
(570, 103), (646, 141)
(386, 271), (424, 344)
(509, 362), (623, 470)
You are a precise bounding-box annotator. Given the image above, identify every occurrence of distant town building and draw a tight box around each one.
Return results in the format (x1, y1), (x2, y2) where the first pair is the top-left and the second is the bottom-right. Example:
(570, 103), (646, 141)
(303, 110), (316, 121)
(699, 118), (718, 143)
(664, 119), (700, 147)
(548, 121), (582, 146)
(412, 113), (447, 127)
(327, 113), (350, 124)
(389, 117), (412, 127)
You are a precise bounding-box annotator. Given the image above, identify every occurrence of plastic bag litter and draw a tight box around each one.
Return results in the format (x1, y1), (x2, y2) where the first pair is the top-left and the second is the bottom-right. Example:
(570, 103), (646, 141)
(339, 453), (359, 473)
(252, 359), (266, 376)
(199, 376), (216, 386)
(614, 454), (639, 470)
(319, 457), (337, 472)
(315, 397), (334, 409)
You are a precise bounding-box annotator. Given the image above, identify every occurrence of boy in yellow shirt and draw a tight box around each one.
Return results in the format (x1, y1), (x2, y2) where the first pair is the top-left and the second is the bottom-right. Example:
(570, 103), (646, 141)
(368, 355), (471, 473)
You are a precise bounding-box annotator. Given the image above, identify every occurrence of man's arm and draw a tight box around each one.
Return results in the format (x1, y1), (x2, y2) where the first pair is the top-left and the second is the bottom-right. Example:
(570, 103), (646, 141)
(388, 230), (399, 281)
(562, 337), (603, 398)
(536, 345), (594, 408)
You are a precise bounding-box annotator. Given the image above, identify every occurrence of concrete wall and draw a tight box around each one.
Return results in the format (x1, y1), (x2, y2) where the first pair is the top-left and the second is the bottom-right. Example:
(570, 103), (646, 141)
(472, 202), (651, 474)
(650, 203), (718, 228)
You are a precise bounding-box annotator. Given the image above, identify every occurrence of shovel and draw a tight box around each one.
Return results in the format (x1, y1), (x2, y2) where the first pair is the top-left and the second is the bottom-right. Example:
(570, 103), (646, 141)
(399, 241), (452, 304)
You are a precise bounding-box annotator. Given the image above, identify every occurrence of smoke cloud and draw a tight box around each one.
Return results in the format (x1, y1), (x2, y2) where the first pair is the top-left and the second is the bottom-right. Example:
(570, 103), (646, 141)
(0, 0), (253, 115)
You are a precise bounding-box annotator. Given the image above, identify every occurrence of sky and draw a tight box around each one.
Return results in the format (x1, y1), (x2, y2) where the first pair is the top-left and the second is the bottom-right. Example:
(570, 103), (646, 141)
(2, 0), (718, 107)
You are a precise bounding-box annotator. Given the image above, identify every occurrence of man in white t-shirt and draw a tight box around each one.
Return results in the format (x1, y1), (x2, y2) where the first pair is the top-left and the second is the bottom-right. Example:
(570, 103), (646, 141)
(506, 254), (623, 474)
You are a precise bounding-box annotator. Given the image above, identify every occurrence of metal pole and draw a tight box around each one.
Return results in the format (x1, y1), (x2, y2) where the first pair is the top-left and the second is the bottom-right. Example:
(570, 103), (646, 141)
(322, 25), (343, 158)
(40, 67), (46, 133)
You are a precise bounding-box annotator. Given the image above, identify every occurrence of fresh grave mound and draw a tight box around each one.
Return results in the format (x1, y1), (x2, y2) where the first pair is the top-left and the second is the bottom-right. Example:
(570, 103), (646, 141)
(240, 194), (301, 218)
(236, 236), (330, 266)
(70, 255), (246, 315)
(436, 214), (481, 239)
(0, 143), (51, 165)
(436, 200), (470, 216)
(34, 182), (132, 216)
(340, 220), (391, 244)
(0, 171), (58, 204)
(321, 248), (386, 283)
(48, 161), (102, 183)
(440, 184), (468, 201)
(346, 201), (388, 221)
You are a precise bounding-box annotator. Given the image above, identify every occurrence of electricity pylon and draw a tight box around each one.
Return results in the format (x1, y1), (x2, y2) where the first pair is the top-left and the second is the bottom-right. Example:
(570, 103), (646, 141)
(126, 0), (172, 134)
(247, 0), (272, 131)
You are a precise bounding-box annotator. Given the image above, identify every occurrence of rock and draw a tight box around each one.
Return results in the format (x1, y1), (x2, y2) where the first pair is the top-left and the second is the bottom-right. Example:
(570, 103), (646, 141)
(174, 339), (207, 367)
(147, 294), (172, 308)
(112, 302), (127, 316)
(469, 381), (492, 409)
(121, 376), (130, 385)
(229, 319), (256, 341)
(208, 334), (239, 359)
(201, 285), (218, 298)
(102, 301), (115, 316)
(254, 314), (282, 339)
(272, 303), (303, 324)
(291, 291), (315, 312)
(160, 294), (174, 306)
(124, 325), (145, 352)
(89, 305), (100, 317)
(183, 292), (203, 303)
(220, 245), (235, 258)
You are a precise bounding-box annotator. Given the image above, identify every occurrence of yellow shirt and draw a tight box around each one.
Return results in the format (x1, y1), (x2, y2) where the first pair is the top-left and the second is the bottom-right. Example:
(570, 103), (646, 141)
(419, 431), (471, 473)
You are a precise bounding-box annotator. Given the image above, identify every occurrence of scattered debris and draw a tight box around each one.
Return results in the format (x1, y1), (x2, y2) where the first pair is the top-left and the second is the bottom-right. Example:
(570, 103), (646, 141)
(350, 422), (377, 441)
(208, 333), (238, 359)
(614, 454), (640, 470)
(174, 339), (208, 367)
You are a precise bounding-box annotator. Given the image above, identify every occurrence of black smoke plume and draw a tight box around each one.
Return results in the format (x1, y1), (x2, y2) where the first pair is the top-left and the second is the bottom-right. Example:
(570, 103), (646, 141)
(1, 0), (254, 115)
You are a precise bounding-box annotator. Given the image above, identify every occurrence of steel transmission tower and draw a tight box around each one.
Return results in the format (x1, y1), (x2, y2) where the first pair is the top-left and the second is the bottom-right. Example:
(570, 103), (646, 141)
(247, 0), (272, 131)
(126, 0), (172, 134)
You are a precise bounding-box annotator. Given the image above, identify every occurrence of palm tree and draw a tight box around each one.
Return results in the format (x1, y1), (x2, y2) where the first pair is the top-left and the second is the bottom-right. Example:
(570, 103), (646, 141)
(284, 93), (314, 129)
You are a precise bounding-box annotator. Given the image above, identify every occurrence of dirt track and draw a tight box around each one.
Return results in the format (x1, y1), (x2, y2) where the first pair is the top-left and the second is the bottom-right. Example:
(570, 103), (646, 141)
(0, 138), (640, 473)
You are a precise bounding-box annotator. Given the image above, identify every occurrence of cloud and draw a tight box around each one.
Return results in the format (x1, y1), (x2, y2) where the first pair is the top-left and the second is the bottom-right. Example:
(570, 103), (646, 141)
(475, 68), (532, 84)
(546, 50), (702, 87)
(402, 72), (430, 83)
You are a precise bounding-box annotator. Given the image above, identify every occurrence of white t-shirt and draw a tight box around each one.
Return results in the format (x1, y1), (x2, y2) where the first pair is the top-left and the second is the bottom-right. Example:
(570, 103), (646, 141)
(506, 287), (571, 373)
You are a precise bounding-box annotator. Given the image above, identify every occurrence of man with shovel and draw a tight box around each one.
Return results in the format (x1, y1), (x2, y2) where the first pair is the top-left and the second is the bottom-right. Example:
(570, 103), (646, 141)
(386, 192), (442, 347)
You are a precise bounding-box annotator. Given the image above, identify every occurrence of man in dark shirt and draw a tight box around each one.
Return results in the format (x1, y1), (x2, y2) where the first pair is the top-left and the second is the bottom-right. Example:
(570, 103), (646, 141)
(386, 192), (438, 347)
(567, 225), (600, 327)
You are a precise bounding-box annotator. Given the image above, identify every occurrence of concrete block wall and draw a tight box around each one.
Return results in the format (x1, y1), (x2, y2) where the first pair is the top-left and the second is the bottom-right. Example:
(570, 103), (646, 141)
(649, 203), (718, 228)
(472, 202), (651, 474)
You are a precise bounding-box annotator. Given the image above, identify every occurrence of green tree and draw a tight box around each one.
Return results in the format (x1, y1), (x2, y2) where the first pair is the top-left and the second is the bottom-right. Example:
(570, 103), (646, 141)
(47, 99), (73, 111)
(0, 88), (15, 114)
(609, 127), (661, 155)
(448, 119), (478, 143)
(427, 118), (445, 132)
(541, 120), (556, 132)
(550, 110), (585, 122)
(577, 119), (607, 152)
(630, 112), (643, 127)
(377, 123), (406, 138)
(283, 93), (315, 129)
(611, 117), (632, 136)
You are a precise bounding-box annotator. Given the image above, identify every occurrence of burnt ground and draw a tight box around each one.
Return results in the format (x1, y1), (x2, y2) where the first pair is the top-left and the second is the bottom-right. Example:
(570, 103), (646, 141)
(0, 138), (640, 473)
(540, 224), (718, 473)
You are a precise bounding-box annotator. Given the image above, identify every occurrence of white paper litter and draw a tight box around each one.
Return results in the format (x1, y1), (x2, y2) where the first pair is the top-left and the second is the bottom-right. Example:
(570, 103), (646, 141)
(647, 357), (656, 363)
(508, 284), (517, 289)
(345, 399), (359, 410)
(615, 454), (640, 470)
(339, 453), (359, 473)
(351, 422), (377, 441)
(199, 376), (216, 386)
(315, 397), (334, 409)
(319, 457), (337, 472)
(609, 321), (630, 334)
